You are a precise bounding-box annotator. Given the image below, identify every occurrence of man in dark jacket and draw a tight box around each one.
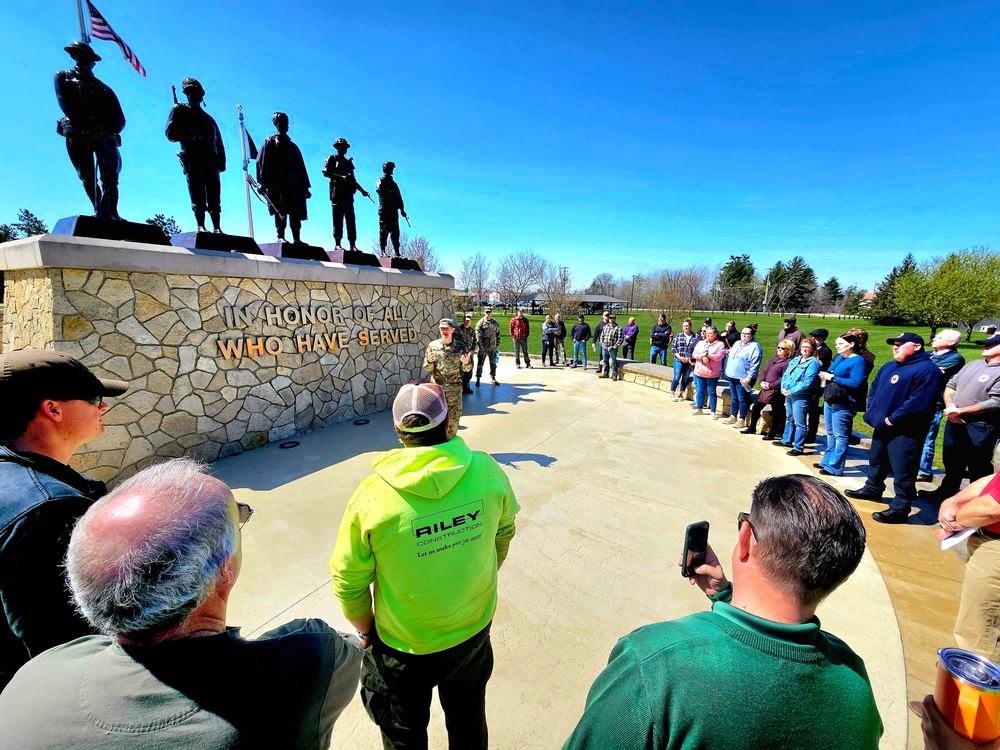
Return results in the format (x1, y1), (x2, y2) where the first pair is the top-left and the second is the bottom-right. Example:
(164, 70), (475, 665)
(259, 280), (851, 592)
(570, 315), (592, 369)
(846, 333), (943, 523)
(0, 349), (128, 689)
(649, 314), (672, 366)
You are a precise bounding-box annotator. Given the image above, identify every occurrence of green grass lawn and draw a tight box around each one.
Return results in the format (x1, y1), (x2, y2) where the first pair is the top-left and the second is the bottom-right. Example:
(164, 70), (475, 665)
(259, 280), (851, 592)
(473, 309), (980, 468)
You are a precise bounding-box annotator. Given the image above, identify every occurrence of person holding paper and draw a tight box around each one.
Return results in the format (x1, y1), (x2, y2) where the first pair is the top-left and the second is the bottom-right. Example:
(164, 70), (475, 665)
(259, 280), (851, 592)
(937, 472), (1000, 662)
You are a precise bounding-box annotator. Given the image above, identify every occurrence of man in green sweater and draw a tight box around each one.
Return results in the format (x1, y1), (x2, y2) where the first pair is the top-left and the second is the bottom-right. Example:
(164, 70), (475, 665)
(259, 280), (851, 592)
(564, 474), (883, 750)
(330, 381), (520, 749)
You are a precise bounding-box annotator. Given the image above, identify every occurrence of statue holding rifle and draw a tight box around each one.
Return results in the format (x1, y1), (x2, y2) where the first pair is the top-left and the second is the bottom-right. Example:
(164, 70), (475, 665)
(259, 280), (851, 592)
(166, 78), (226, 233)
(54, 41), (125, 220)
(376, 161), (408, 257)
(322, 137), (371, 252)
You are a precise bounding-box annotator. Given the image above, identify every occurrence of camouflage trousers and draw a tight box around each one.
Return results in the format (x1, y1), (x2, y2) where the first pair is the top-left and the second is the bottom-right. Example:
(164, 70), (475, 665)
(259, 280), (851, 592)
(476, 347), (498, 379)
(444, 384), (463, 440)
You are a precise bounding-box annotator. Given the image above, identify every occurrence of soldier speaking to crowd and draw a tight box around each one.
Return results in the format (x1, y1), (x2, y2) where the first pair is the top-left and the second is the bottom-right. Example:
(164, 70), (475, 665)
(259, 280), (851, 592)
(423, 319), (473, 440)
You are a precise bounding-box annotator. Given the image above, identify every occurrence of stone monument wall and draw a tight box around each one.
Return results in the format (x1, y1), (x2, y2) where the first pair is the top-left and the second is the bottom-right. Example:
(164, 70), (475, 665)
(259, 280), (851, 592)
(0, 236), (453, 482)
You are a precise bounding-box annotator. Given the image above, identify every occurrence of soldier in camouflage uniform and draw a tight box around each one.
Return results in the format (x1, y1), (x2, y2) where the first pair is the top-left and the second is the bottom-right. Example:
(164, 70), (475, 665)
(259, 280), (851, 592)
(454, 313), (478, 394)
(423, 318), (473, 440)
(475, 307), (502, 387)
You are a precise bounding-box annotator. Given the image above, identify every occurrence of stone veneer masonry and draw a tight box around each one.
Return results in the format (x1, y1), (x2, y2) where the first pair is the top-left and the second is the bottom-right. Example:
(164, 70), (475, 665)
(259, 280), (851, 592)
(0, 235), (453, 482)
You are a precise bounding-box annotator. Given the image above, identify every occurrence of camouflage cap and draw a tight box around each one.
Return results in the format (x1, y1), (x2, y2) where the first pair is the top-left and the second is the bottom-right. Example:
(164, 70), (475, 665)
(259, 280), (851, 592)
(439, 318), (456, 329)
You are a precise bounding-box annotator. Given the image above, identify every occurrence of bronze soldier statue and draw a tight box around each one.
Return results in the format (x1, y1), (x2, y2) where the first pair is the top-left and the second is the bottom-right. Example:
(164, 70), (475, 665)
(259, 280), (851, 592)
(376, 161), (407, 257)
(54, 42), (126, 220)
(166, 78), (226, 233)
(322, 138), (369, 251)
(256, 112), (311, 244)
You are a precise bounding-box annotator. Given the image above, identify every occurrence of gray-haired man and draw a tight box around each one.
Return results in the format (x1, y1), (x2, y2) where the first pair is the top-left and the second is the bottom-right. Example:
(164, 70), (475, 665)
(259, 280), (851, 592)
(0, 459), (362, 748)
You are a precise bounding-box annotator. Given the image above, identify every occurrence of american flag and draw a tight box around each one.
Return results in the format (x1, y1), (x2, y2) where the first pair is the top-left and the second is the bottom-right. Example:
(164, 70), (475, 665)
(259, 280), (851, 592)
(86, 0), (146, 77)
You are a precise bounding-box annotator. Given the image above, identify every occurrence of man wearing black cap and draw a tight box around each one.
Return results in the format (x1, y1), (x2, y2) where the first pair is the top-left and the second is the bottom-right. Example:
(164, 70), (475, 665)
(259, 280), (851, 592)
(54, 41), (126, 220)
(845, 333), (943, 523)
(920, 334), (1000, 503)
(0, 349), (128, 689)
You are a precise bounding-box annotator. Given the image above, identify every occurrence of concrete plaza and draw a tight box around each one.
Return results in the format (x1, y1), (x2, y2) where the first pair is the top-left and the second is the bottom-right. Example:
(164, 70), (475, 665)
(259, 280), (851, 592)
(217, 358), (914, 749)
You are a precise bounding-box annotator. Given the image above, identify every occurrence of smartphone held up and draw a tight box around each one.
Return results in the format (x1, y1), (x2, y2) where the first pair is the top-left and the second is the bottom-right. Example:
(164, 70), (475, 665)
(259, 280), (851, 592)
(682, 521), (710, 578)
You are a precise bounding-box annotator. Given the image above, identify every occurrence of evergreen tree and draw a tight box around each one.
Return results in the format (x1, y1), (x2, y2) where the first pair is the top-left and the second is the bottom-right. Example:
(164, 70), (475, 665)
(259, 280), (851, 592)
(868, 253), (917, 325)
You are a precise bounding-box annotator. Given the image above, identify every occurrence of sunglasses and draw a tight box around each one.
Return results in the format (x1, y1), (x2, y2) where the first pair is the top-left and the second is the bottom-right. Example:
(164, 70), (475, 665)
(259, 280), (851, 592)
(737, 511), (758, 541)
(237, 502), (254, 530)
(80, 395), (104, 407)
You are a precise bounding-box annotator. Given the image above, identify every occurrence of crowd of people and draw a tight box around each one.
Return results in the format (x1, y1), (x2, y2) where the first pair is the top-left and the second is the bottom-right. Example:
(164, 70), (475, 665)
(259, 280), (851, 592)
(0, 306), (997, 748)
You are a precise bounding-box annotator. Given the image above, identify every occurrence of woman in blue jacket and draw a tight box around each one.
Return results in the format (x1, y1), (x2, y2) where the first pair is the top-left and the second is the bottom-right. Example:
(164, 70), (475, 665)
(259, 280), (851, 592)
(777, 338), (820, 455)
(815, 334), (868, 475)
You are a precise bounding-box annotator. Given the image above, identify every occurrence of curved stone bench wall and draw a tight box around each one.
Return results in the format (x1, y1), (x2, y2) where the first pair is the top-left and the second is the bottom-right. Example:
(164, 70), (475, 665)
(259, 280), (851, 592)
(0, 235), (453, 482)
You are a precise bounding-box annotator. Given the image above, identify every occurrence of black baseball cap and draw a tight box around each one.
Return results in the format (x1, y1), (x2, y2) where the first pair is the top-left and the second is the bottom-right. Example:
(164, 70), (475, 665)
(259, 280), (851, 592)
(975, 334), (1000, 347)
(886, 332), (925, 346)
(808, 328), (829, 339)
(0, 349), (128, 402)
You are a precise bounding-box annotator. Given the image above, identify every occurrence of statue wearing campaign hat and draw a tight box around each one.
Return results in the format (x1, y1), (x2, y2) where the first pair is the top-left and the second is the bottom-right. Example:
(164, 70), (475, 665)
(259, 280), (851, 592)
(322, 138), (370, 252)
(54, 41), (126, 220)
(165, 78), (226, 233)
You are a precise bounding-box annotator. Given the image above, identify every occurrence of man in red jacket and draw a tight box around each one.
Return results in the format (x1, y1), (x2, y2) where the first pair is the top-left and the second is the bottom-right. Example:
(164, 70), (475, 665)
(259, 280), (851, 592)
(509, 309), (531, 369)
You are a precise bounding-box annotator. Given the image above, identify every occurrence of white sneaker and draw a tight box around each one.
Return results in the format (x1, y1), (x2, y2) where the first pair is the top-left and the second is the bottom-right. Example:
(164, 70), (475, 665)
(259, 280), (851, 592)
(734, 419), (746, 429)
(692, 409), (705, 415)
(724, 415), (737, 425)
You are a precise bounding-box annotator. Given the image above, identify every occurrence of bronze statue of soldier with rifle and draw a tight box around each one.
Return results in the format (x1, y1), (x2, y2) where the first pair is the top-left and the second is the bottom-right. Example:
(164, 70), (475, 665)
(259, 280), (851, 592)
(376, 161), (408, 257)
(322, 138), (371, 252)
(166, 78), (225, 233)
(54, 41), (126, 220)
(256, 112), (310, 244)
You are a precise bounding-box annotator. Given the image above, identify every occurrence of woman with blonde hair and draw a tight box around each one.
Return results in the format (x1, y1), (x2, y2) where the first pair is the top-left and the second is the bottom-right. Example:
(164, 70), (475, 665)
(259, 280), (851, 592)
(776, 337), (820, 455)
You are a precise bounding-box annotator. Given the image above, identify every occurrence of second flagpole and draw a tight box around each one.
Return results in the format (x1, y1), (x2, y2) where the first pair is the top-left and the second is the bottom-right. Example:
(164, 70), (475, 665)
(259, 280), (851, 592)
(76, 0), (91, 42)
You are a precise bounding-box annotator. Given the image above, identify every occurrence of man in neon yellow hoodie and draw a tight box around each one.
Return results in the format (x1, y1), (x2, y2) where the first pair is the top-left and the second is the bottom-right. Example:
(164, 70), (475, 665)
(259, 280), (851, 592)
(330, 381), (520, 749)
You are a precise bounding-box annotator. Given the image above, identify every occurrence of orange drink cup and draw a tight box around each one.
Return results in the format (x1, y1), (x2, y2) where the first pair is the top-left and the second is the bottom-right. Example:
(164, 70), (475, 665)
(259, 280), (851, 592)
(935, 647), (1000, 743)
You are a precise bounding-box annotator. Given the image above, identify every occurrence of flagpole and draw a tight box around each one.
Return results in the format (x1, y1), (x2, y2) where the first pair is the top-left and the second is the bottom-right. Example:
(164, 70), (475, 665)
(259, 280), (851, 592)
(76, 0), (91, 42)
(237, 105), (254, 238)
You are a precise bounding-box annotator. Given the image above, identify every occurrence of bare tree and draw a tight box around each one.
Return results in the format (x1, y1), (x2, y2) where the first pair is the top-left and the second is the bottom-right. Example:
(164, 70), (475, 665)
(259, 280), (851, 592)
(540, 263), (576, 316)
(457, 252), (492, 308)
(401, 236), (442, 273)
(586, 272), (617, 296)
(492, 250), (545, 307)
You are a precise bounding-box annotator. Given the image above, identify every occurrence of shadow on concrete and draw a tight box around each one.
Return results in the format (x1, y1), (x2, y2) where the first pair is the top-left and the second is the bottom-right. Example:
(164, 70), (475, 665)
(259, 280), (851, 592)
(490, 452), (557, 470)
(461, 383), (557, 417)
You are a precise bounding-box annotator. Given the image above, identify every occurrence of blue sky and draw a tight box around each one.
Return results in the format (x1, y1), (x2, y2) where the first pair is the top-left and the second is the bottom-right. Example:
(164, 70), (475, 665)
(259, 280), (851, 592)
(1, 0), (997, 290)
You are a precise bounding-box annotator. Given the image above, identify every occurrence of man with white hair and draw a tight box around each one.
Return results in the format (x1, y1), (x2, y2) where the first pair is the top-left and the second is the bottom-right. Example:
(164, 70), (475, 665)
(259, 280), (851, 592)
(922, 333), (1000, 502)
(330, 381), (520, 749)
(0, 459), (362, 748)
(916, 329), (966, 483)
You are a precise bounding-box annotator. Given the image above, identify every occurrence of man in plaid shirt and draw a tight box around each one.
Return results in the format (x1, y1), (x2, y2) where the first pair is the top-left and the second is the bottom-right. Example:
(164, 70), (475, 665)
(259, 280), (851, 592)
(599, 314), (625, 380)
(509, 309), (532, 369)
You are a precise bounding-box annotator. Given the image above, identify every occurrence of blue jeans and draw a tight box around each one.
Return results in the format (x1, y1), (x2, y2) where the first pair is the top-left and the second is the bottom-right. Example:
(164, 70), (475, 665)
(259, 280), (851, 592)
(541, 339), (555, 365)
(671, 361), (693, 394)
(861, 427), (922, 512)
(782, 395), (810, 451)
(820, 403), (856, 474)
(650, 346), (668, 365)
(601, 347), (619, 378)
(919, 409), (943, 476)
(695, 376), (720, 411)
(573, 340), (588, 367)
(728, 377), (752, 420)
